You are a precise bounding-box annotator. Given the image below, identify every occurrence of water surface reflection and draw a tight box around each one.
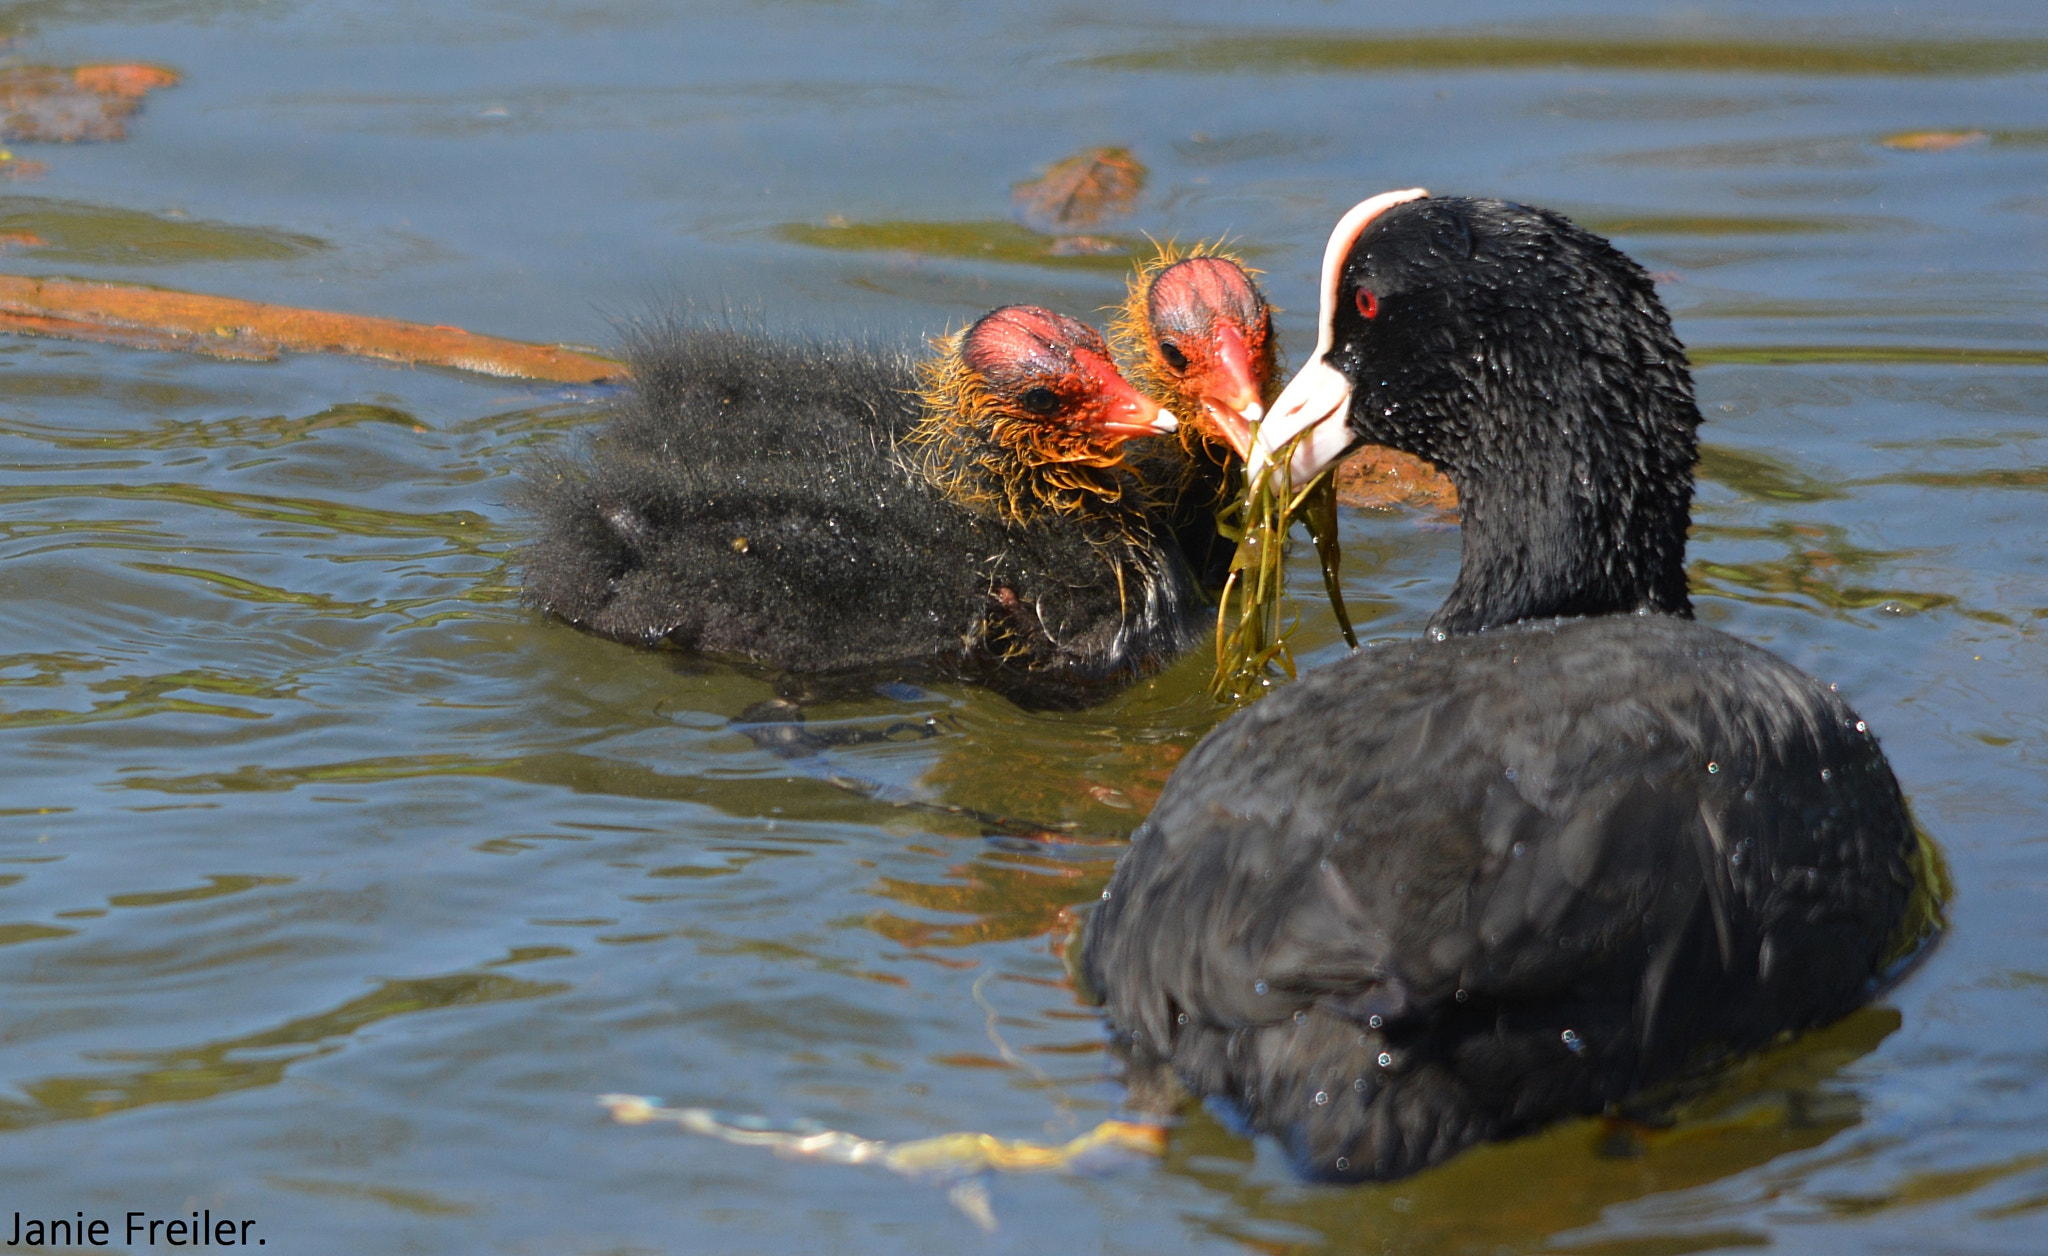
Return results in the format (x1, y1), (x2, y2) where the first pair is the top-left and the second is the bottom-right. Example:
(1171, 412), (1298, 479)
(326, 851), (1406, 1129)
(0, 2), (2043, 1253)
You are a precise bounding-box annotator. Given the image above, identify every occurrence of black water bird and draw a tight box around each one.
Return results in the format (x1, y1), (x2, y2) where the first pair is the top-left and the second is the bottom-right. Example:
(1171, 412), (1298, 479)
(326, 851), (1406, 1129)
(520, 306), (1205, 709)
(1081, 191), (1928, 1179)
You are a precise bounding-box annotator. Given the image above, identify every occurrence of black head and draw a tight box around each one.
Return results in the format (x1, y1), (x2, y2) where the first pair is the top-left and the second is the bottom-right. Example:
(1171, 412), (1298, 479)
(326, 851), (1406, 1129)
(1258, 192), (1701, 636)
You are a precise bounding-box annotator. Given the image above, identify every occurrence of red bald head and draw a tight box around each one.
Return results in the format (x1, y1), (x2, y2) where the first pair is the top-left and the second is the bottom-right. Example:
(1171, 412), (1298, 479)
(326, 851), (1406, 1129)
(961, 306), (1174, 441)
(1146, 257), (1268, 348)
(1138, 257), (1275, 461)
(914, 305), (1179, 521)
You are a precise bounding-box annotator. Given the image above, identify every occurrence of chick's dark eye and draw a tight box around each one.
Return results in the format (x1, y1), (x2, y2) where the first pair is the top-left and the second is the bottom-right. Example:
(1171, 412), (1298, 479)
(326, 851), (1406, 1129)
(1157, 339), (1189, 372)
(1018, 386), (1062, 416)
(1355, 288), (1379, 320)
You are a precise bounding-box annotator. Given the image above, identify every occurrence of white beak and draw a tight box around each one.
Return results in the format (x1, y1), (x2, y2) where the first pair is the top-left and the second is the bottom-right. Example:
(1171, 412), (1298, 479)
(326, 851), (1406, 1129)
(1245, 356), (1356, 492)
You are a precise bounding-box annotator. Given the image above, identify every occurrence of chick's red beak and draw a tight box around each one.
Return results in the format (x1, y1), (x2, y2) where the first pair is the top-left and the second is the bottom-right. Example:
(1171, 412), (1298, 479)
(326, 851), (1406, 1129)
(1195, 322), (1262, 462)
(1074, 348), (1178, 441)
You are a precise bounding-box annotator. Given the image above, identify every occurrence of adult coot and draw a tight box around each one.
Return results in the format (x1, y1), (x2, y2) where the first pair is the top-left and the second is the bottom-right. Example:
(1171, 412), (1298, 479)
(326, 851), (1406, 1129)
(1081, 191), (1926, 1179)
(520, 306), (1205, 709)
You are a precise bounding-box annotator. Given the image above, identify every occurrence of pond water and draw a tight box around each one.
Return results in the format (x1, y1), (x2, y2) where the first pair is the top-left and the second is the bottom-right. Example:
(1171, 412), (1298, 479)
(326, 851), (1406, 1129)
(3, 2), (2046, 1252)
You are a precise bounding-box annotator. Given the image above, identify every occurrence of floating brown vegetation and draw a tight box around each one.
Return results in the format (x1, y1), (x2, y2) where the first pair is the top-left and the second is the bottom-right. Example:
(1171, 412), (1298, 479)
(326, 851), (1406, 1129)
(1011, 145), (1147, 232)
(0, 63), (178, 143)
(784, 145), (1153, 268)
(1334, 445), (1458, 512)
(0, 152), (46, 182)
(0, 273), (621, 382)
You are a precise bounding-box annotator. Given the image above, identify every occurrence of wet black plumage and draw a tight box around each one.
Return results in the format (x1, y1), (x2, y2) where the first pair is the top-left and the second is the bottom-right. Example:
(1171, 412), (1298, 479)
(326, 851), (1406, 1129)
(1081, 195), (1924, 1179)
(518, 311), (1205, 709)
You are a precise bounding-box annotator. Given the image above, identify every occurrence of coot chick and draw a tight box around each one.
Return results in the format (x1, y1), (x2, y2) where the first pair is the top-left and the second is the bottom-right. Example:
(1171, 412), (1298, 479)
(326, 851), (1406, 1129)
(520, 307), (1206, 709)
(1110, 249), (1276, 587)
(1082, 191), (1924, 1179)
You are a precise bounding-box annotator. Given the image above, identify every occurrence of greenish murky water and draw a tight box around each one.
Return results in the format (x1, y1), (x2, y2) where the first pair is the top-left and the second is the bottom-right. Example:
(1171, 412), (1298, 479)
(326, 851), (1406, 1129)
(1, 2), (2045, 1252)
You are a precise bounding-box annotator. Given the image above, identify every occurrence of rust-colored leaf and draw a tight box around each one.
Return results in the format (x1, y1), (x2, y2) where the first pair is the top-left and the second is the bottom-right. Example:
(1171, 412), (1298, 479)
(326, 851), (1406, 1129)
(0, 156), (44, 183)
(1334, 445), (1460, 512)
(0, 273), (623, 383)
(0, 307), (273, 359)
(0, 64), (177, 143)
(1881, 129), (1989, 152)
(1012, 146), (1146, 231)
(71, 64), (181, 99)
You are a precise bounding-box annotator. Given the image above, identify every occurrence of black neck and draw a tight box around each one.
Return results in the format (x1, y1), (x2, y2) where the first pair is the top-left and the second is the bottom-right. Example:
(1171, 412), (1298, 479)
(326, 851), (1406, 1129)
(1343, 311), (1699, 638)
(1334, 199), (1704, 637)
(1427, 435), (1694, 637)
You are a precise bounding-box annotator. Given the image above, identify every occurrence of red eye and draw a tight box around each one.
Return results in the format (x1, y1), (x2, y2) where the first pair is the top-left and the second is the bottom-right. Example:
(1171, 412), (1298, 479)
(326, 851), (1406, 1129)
(1355, 289), (1379, 320)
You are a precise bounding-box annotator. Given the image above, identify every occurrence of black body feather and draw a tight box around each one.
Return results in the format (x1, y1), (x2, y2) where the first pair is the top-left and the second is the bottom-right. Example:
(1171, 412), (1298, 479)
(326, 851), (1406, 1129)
(1081, 197), (1923, 1178)
(518, 326), (1204, 709)
(1083, 615), (1912, 1179)
(1128, 436), (1237, 592)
